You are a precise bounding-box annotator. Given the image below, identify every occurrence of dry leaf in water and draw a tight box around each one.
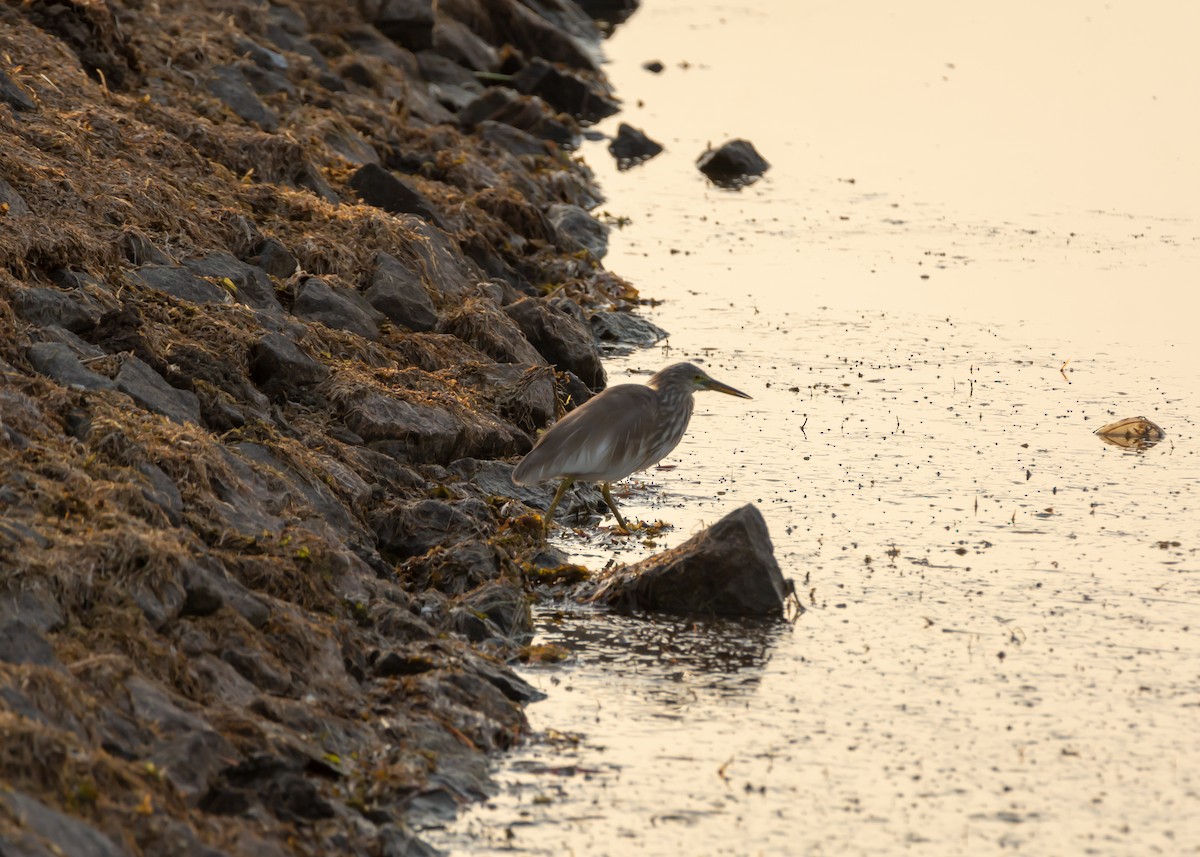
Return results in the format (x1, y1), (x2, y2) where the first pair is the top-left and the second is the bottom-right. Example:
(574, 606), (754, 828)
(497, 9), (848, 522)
(1094, 416), (1165, 450)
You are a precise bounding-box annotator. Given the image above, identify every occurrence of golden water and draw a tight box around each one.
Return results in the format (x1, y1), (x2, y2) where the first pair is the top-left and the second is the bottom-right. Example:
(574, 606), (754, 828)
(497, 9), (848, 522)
(433, 2), (1200, 853)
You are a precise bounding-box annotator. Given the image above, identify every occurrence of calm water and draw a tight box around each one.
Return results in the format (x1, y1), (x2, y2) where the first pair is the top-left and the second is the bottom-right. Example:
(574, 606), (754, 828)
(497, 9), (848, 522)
(431, 2), (1200, 854)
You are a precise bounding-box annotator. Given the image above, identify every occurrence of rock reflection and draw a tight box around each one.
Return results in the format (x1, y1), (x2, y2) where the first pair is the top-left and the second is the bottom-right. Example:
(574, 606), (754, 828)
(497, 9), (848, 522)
(534, 606), (786, 698)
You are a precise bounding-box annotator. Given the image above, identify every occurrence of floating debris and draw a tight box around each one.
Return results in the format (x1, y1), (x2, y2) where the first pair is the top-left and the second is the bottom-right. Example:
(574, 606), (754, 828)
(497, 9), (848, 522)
(1094, 416), (1165, 450)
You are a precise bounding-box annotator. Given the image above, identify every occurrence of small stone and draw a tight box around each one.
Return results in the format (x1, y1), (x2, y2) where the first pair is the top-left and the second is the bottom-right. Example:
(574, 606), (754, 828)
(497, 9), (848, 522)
(131, 265), (232, 305)
(183, 251), (283, 313)
(206, 65), (279, 131)
(27, 342), (115, 392)
(0, 790), (129, 857)
(697, 139), (771, 188)
(504, 297), (605, 389)
(249, 332), (329, 399)
(589, 310), (669, 350)
(547, 203), (610, 258)
(0, 178), (31, 216)
(457, 88), (580, 148)
(292, 277), (382, 340)
(114, 356), (202, 424)
(13, 287), (100, 333)
(608, 123), (664, 169)
(510, 57), (620, 123)
(250, 237), (298, 279)
(0, 620), (60, 667)
(0, 69), (36, 111)
(478, 120), (550, 158)
(363, 252), (438, 331)
(367, 0), (435, 51)
(347, 163), (446, 227)
(642, 59), (665, 74)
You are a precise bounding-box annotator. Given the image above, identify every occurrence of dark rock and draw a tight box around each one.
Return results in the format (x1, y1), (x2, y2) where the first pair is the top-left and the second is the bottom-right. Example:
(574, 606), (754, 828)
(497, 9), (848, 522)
(137, 461), (183, 526)
(609, 122), (664, 168)
(464, 651), (544, 702)
(377, 824), (443, 857)
(374, 649), (437, 677)
(130, 265), (232, 305)
(221, 639), (293, 694)
(344, 393), (461, 463)
(0, 178), (32, 216)
(403, 220), (487, 299)
(590, 310), (669, 350)
(183, 251), (283, 314)
(459, 362), (556, 432)
(242, 63), (295, 98)
(455, 581), (531, 641)
(561, 369), (594, 408)
(179, 560), (271, 628)
(588, 505), (790, 616)
(27, 342), (115, 391)
(318, 120), (380, 165)
(440, 0), (599, 72)
(249, 332), (329, 399)
(0, 520), (51, 549)
(248, 237), (298, 278)
(432, 16), (499, 72)
(547, 202), (609, 258)
(206, 65), (279, 131)
(438, 297), (545, 366)
(151, 729), (239, 805)
(642, 59), (665, 73)
(114, 356), (202, 424)
(341, 24), (420, 70)
(478, 120), (550, 158)
(127, 675), (212, 735)
(510, 57), (619, 123)
(234, 36), (289, 71)
(457, 88), (580, 148)
(0, 790), (130, 857)
(364, 252), (438, 331)
(450, 458), (602, 522)
(0, 69), (36, 111)
(293, 277), (383, 340)
(0, 620), (59, 667)
(263, 22), (327, 69)
(20, 0), (141, 89)
(347, 163), (446, 227)
(374, 499), (481, 559)
(504, 297), (605, 389)
(0, 583), (64, 633)
(129, 565), (186, 629)
(697, 138), (771, 188)
(120, 229), (174, 265)
(365, 0), (436, 51)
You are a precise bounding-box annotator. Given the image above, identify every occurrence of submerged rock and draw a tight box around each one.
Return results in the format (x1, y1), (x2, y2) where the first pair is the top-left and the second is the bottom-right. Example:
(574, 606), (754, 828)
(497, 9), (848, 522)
(697, 138), (771, 188)
(587, 505), (791, 616)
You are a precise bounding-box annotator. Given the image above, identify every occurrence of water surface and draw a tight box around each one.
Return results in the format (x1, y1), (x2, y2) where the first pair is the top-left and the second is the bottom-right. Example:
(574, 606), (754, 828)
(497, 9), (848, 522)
(432, 2), (1200, 853)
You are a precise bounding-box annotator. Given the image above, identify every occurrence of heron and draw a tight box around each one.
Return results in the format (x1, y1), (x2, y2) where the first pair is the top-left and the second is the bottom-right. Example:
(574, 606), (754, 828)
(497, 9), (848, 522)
(512, 362), (752, 533)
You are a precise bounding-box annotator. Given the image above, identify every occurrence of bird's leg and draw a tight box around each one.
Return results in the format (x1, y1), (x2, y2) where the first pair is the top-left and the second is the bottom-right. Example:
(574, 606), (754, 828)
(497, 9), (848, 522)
(542, 477), (574, 534)
(601, 482), (631, 533)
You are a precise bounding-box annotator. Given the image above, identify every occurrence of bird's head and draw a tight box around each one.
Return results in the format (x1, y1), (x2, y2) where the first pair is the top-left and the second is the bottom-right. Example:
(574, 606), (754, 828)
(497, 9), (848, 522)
(650, 362), (753, 399)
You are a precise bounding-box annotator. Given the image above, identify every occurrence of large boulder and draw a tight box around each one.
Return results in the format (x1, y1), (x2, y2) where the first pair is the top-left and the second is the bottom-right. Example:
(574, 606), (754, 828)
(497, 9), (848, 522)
(587, 505), (790, 616)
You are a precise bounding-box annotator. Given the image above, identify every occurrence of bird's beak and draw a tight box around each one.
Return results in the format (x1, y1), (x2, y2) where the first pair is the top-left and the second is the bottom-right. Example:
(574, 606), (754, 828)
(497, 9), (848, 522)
(703, 378), (752, 399)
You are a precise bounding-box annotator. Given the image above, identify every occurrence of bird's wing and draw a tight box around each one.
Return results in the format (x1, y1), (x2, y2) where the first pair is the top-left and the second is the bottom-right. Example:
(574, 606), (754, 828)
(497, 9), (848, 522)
(512, 384), (659, 484)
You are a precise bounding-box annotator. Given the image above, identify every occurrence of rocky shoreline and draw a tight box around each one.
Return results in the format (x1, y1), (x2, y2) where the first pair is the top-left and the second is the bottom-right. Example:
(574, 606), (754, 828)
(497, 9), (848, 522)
(0, 1), (656, 854)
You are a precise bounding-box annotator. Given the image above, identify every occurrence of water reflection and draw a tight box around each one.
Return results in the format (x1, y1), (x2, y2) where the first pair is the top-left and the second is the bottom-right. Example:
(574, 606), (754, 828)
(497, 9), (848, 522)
(535, 605), (786, 700)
